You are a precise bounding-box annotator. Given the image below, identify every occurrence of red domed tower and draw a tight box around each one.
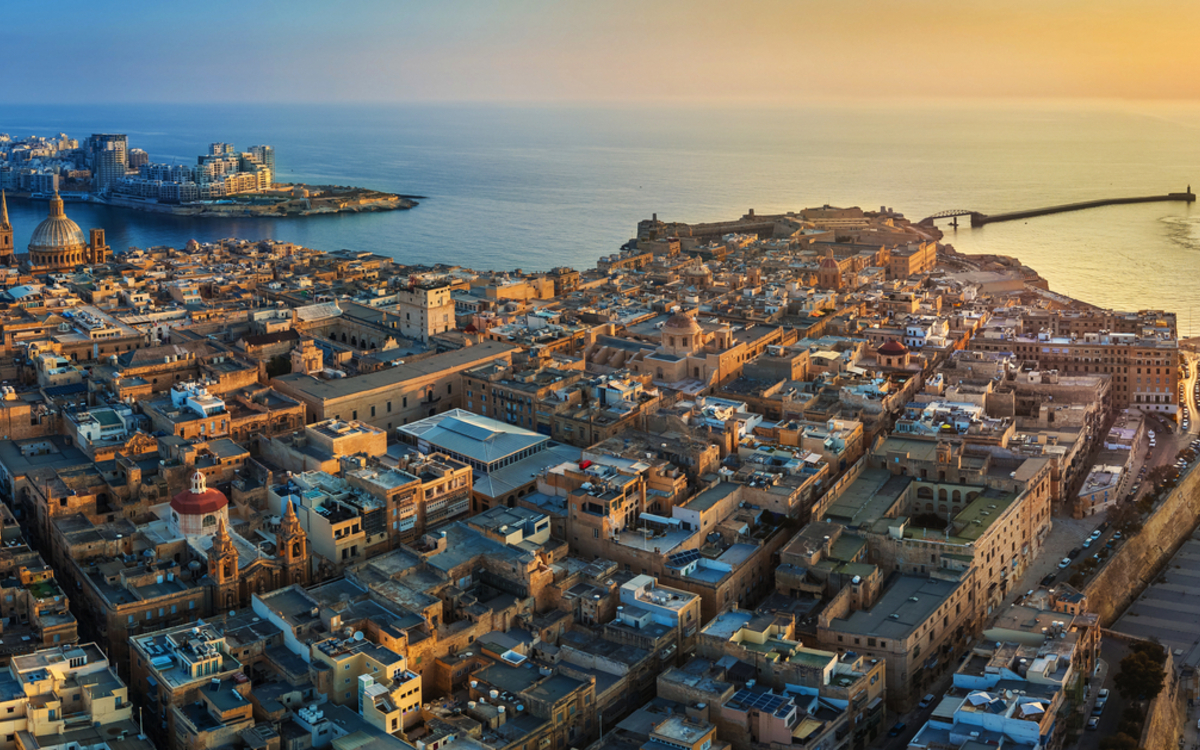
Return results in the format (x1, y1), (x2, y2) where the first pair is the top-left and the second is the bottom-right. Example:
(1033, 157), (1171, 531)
(818, 248), (843, 290)
(877, 339), (911, 369)
(171, 471), (229, 536)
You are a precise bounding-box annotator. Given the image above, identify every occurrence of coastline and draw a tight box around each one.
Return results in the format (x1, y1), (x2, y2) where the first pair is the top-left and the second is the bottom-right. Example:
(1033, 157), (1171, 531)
(9, 184), (417, 218)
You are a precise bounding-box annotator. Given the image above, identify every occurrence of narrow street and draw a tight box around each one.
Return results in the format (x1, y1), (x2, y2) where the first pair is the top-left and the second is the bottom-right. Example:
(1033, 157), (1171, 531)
(1075, 641), (1130, 750)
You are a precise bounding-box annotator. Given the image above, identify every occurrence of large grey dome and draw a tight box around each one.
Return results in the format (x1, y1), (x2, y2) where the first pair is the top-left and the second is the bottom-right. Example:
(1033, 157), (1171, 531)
(28, 194), (86, 252)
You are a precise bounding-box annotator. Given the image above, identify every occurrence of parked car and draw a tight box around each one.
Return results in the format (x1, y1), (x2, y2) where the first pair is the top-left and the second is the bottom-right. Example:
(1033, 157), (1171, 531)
(888, 722), (907, 737)
(1086, 717), (1100, 730)
(1090, 530), (1102, 539)
(1098, 689), (1109, 700)
(918, 694), (936, 709)
(1083, 538), (1093, 549)
(1092, 701), (1105, 716)
(1041, 573), (1056, 587)
(1068, 547), (1082, 558)
(1058, 558), (1072, 569)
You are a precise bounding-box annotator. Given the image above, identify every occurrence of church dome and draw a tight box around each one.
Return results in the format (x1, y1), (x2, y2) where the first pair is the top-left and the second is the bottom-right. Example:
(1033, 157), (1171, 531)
(877, 339), (909, 356)
(663, 312), (702, 334)
(28, 194), (86, 252)
(171, 471), (229, 516)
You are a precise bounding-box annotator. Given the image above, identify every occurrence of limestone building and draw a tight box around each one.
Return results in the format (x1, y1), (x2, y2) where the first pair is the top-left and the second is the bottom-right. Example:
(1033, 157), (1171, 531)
(20, 191), (111, 272)
(0, 191), (12, 266)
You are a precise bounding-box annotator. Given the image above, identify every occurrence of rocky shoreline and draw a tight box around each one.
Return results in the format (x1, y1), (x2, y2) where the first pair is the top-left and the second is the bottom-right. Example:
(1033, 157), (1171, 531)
(18, 183), (418, 218)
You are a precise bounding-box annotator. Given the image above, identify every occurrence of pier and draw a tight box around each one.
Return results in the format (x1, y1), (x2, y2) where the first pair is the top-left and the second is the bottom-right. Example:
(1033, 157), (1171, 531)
(921, 187), (1195, 228)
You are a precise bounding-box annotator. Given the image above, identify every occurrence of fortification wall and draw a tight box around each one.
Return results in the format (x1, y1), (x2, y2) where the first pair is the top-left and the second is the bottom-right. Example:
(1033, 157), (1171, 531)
(1083, 464), (1200, 625)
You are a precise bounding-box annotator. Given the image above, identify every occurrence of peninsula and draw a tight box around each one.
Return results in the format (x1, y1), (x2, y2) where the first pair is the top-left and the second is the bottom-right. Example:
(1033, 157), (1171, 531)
(0, 197), (1193, 750)
(0, 131), (416, 218)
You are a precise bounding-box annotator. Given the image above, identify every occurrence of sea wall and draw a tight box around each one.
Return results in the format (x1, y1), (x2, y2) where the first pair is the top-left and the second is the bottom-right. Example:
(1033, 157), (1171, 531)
(1083, 463), (1200, 625)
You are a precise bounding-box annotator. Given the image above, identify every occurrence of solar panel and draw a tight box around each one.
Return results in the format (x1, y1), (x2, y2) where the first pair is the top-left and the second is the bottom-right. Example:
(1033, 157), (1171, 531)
(668, 549), (701, 567)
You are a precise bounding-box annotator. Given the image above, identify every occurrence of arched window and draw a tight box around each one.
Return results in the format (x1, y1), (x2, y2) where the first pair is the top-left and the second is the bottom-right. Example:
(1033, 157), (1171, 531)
(952, 490), (962, 502)
(925, 503), (934, 511)
(292, 541), (302, 557)
(202, 514), (216, 527)
(938, 488), (948, 501)
(917, 486), (933, 500)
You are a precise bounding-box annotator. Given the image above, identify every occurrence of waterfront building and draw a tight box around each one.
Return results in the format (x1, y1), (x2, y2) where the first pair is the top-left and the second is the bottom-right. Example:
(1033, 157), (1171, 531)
(248, 144), (275, 180)
(88, 133), (128, 192)
(128, 147), (149, 170)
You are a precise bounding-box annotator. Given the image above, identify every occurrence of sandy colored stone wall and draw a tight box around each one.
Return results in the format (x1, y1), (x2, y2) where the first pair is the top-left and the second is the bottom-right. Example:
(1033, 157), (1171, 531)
(1140, 651), (1183, 750)
(1084, 464), (1200, 625)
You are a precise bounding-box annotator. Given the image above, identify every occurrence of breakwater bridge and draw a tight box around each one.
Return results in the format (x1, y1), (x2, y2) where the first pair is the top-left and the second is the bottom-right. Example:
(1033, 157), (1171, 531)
(920, 187), (1194, 228)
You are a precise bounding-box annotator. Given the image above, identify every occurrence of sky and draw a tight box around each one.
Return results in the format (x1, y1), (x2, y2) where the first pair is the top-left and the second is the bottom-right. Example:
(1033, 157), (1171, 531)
(6, 0), (1200, 104)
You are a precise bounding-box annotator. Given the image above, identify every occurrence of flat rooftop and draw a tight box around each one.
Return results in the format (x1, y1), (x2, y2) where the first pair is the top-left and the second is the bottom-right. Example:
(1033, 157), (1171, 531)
(832, 575), (965, 640)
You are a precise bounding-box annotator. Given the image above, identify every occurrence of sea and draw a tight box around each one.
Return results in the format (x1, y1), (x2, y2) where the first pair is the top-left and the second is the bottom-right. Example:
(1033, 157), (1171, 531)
(3, 101), (1199, 333)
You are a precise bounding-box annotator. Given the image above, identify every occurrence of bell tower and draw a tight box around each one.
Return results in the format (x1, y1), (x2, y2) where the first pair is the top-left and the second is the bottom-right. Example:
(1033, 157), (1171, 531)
(0, 191), (13, 266)
(208, 517), (240, 610)
(278, 498), (310, 586)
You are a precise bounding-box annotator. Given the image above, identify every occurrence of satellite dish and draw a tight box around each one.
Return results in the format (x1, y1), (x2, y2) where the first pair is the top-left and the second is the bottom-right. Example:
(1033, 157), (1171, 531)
(353, 631), (364, 641)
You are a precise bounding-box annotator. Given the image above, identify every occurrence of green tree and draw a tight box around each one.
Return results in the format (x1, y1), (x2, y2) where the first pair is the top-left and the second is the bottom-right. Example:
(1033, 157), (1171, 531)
(1114, 643), (1166, 703)
(1146, 465), (1175, 489)
(1099, 734), (1140, 750)
(1107, 502), (1141, 533)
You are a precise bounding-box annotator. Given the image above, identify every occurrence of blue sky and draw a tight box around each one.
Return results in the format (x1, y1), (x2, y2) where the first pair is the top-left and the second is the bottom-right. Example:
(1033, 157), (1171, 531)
(6, 0), (1199, 104)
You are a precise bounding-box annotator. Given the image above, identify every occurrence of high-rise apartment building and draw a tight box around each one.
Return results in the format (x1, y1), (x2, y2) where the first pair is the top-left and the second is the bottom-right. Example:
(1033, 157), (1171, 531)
(248, 144), (275, 182)
(127, 147), (149, 170)
(87, 133), (128, 192)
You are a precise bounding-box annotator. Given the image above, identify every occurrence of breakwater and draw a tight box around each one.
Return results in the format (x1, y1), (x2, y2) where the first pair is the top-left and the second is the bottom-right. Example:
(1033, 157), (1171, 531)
(971, 190), (1195, 226)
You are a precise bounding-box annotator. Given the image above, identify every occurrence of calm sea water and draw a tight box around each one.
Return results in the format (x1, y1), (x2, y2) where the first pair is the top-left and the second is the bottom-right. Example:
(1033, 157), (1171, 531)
(3, 102), (1199, 332)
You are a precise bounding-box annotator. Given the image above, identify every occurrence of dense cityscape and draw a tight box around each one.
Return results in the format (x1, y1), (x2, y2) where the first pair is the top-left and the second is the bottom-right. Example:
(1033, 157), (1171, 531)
(0, 132), (410, 216)
(0, 182), (1187, 750)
